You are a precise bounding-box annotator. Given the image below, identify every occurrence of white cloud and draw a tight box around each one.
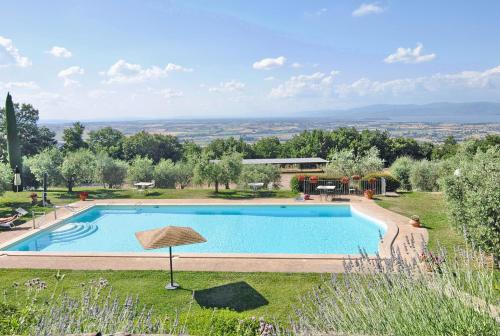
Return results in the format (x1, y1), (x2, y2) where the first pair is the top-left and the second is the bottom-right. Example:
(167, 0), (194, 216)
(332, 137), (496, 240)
(1, 81), (39, 90)
(102, 60), (193, 84)
(384, 43), (436, 64)
(336, 65), (500, 98)
(291, 62), (303, 68)
(264, 76), (276, 81)
(158, 88), (184, 99)
(58, 66), (85, 87)
(47, 46), (72, 58)
(209, 80), (245, 93)
(0, 36), (31, 67)
(270, 70), (339, 98)
(252, 56), (286, 70)
(352, 3), (384, 17)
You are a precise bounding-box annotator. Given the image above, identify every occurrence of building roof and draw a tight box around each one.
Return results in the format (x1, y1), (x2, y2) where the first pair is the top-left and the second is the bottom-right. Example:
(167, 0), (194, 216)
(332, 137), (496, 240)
(210, 158), (328, 165)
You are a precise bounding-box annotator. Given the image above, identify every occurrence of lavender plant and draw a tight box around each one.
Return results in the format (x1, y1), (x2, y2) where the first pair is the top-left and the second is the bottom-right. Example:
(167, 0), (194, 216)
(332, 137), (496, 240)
(32, 279), (183, 335)
(291, 240), (499, 336)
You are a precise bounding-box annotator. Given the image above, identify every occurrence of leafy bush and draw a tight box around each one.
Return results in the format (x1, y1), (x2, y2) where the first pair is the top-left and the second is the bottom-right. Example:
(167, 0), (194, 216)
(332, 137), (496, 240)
(442, 147), (500, 258)
(363, 172), (401, 192)
(390, 156), (414, 190)
(127, 156), (154, 184)
(238, 164), (281, 189)
(184, 309), (271, 336)
(290, 175), (300, 192)
(153, 159), (177, 188)
(0, 163), (12, 194)
(94, 153), (128, 188)
(292, 243), (499, 335)
(409, 160), (441, 191)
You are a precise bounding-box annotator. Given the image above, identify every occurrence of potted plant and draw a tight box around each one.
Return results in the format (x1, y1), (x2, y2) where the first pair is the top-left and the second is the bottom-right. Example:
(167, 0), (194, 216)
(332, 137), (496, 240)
(341, 176), (350, 185)
(309, 175), (318, 184)
(29, 192), (38, 205)
(409, 215), (421, 227)
(79, 191), (89, 201)
(364, 189), (374, 199)
(351, 175), (361, 181)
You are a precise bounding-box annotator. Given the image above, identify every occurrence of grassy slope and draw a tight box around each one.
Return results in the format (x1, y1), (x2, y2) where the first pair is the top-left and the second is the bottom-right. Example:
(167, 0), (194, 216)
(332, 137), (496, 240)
(375, 192), (465, 253)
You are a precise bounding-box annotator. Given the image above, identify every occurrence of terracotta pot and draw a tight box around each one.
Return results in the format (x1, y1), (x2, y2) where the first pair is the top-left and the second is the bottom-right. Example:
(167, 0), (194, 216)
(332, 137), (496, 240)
(409, 219), (421, 227)
(341, 176), (350, 185)
(364, 189), (374, 199)
(310, 176), (318, 184)
(79, 194), (87, 201)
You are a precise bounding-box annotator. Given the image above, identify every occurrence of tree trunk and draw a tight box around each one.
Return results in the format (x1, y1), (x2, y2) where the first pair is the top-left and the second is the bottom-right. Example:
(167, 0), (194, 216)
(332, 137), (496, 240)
(215, 181), (219, 193)
(225, 182), (230, 189)
(67, 181), (73, 193)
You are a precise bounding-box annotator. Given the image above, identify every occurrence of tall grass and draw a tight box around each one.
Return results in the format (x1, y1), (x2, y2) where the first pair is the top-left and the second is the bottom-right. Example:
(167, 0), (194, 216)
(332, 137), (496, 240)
(291, 239), (499, 335)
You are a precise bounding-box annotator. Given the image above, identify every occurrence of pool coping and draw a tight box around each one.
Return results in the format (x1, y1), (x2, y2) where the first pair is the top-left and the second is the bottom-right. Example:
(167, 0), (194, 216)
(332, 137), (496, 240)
(0, 197), (426, 273)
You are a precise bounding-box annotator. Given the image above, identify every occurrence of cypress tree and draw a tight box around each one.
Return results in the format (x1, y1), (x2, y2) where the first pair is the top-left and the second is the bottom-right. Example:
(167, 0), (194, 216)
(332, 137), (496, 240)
(5, 93), (23, 189)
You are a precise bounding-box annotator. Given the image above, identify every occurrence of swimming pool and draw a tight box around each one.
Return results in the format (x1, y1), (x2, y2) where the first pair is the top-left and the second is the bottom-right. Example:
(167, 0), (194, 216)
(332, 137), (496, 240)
(4, 205), (387, 255)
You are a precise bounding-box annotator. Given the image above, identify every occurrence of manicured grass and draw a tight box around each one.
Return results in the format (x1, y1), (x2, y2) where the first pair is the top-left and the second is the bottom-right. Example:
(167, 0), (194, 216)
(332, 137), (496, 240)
(0, 269), (323, 323)
(375, 192), (465, 253)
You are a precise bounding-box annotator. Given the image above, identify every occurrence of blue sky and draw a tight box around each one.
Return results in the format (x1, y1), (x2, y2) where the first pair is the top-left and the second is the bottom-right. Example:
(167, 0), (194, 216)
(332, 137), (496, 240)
(1, 0), (500, 120)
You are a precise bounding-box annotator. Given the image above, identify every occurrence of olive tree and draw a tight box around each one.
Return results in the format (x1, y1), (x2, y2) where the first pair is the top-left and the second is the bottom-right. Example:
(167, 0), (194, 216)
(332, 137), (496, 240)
(94, 153), (128, 188)
(153, 159), (177, 188)
(442, 147), (500, 258)
(326, 147), (384, 177)
(390, 156), (414, 190)
(127, 156), (154, 184)
(61, 149), (96, 192)
(24, 147), (64, 186)
(238, 164), (281, 189)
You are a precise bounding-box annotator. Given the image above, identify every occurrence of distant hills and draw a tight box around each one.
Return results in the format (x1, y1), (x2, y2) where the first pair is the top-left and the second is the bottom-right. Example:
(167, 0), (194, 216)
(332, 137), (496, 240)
(304, 102), (500, 123)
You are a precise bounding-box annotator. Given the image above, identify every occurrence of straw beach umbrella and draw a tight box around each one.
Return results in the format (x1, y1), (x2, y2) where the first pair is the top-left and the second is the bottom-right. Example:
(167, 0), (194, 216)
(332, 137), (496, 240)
(135, 226), (206, 290)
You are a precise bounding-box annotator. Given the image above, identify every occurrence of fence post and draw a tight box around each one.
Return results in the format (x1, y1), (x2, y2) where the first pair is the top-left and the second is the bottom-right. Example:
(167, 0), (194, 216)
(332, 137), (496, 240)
(32, 211), (36, 229)
(381, 177), (386, 195)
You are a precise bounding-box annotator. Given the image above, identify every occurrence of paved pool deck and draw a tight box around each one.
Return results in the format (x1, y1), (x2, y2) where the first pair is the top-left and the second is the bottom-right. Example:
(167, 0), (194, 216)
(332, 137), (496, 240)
(0, 196), (427, 273)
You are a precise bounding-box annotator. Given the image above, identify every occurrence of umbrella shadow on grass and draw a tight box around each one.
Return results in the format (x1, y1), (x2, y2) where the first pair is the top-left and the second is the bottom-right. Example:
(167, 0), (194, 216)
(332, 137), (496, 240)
(193, 281), (268, 312)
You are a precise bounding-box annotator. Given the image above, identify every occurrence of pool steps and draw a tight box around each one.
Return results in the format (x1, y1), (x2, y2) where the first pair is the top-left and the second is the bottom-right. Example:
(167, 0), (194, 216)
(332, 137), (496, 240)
(49, 224), (98, 243)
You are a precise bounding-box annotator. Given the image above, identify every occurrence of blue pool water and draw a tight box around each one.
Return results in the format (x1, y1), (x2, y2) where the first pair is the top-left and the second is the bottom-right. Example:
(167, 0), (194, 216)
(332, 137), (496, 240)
(4, 205), (386, 255)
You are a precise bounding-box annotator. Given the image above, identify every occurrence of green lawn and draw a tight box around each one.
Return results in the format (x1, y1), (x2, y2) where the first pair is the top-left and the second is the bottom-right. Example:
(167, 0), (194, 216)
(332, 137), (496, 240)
(375, 192), (465, 253)
(0, 269), (323, 324)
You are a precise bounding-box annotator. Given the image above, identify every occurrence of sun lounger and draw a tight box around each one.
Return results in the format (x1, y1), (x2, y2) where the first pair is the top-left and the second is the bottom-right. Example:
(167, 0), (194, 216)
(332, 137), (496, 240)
(0, 208), (28, 230)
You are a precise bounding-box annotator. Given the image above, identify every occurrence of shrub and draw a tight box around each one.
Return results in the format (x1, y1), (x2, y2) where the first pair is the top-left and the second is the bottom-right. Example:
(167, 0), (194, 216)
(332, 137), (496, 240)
(153, 159), (177, 188)
(442, 147), (500, 258)
(0, 163), (12, 194)
(292, 244), (499, 335)
(238, 164), (281, 189)
(127, 156), (154, 184)
(409, 160), (441, 191)
(290, 175), (300, 192)
(363, 172), (401, 192)
(390, 156), (414, 190)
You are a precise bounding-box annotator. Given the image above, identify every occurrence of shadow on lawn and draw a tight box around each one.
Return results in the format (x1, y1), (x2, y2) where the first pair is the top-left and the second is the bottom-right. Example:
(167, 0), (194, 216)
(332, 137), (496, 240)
(194, 281), (268, 312)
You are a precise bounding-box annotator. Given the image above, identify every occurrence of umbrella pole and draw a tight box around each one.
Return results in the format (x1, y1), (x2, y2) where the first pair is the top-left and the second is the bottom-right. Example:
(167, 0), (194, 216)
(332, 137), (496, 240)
(166, 246), (178, 290)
